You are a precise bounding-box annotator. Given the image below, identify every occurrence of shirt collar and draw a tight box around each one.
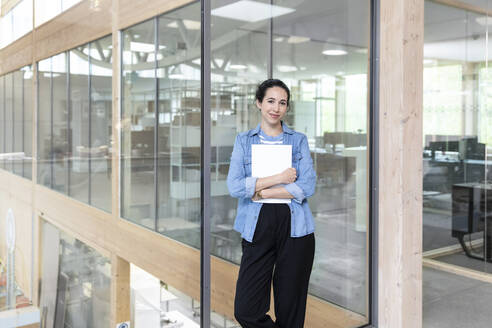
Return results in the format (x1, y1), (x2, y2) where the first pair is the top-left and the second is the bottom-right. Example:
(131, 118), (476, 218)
(248, 121), (294, 136)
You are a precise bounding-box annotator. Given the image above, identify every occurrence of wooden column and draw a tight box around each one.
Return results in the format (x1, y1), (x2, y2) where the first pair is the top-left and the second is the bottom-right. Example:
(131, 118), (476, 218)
(110, 254), (131, 327)
(378, 0), (423, 327)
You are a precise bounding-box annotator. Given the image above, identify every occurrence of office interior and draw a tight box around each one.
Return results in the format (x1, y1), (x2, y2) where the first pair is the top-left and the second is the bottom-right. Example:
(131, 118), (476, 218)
(0, 0), (490, 327)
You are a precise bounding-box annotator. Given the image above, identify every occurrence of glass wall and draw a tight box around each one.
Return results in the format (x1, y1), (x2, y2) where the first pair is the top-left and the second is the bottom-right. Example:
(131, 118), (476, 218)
(0, 67), (33, 179)
(37, 34), (112, 212)
(39, 220), (111, 328)
(423, 0), (492, 327)
(120, 1), (370, 326)
(0, 0), (33, 49)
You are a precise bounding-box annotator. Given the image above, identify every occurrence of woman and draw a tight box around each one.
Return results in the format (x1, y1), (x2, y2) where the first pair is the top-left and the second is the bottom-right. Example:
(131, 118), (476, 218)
(227, 79), (317, 328)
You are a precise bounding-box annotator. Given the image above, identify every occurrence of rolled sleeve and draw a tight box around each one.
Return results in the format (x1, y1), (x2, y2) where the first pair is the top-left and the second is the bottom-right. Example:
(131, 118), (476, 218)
(245, 176), (258, 199)
(284, 182), (305, 204)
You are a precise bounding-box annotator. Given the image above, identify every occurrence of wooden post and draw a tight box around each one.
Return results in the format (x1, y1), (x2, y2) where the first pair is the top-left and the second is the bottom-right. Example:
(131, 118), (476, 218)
(378, 0), (423, 327)
(110, 254), (131, 328)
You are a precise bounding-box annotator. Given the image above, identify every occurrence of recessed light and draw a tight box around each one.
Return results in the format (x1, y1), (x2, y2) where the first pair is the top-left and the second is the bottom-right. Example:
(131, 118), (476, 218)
(229, 64), (248, 70)
(322, 49), (347, 56)
(476, 16), (492, 26)
(212, 0), (295, 23)
(287, 36), (310, 44)
(277, 65), (298, 72)
(167, 19), (201, 30)
(274, 37), (285, 42)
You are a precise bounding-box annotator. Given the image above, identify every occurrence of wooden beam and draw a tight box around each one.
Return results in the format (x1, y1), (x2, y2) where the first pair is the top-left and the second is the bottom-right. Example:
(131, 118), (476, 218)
(378, 0), (424, 327)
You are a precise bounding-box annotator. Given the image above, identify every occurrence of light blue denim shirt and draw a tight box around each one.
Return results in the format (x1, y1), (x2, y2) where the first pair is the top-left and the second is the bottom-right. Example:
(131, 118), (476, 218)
(227, 122), (317, 242)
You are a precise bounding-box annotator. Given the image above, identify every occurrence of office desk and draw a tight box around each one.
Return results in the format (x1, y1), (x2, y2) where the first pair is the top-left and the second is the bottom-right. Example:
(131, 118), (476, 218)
(452, 182), (492, 261)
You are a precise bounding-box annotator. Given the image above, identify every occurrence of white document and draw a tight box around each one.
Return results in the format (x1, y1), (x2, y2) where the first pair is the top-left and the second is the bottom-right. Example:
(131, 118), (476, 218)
(251, 144), (292, 204)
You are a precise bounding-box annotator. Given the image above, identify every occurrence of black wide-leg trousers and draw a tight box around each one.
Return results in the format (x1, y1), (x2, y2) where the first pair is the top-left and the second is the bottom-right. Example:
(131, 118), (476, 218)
(234, 203), (315, 328)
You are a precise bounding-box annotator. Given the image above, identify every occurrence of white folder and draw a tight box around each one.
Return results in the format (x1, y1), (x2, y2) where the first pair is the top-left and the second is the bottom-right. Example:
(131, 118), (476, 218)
(251, 144), (292, 204)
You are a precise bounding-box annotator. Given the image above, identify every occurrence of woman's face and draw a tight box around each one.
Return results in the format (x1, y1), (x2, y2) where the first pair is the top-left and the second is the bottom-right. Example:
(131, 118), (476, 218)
(256, 86), (288, 126)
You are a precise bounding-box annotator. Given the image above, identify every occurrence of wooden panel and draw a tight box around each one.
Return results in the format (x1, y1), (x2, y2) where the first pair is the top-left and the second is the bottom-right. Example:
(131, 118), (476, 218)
(33, 0), (112, 62)
(0, 33), (33, 76)
(0, 172), (34, 300)
(378, 0), (424, 327)
(117, 0), (195, 30)
(110, 255), (131, 327)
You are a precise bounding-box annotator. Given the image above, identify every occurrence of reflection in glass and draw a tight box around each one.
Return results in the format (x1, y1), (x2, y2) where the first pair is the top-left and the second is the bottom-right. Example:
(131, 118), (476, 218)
(156, 4), (202, 244)
(13, 71), (24, 176)
(209, 0), (269, 264)
(69, 46), (90, 203)
(52, 53), (69, 194)
(5, 73), (13, 172)
(90, 35), (113, 212)
(40, 221), (111, 328)
(0, 76), (4, 169)
(38, 58), (52, 187)
(24, 66), (33, 179)
(121, 19), (157, 229)
(423, 1), (492, 275)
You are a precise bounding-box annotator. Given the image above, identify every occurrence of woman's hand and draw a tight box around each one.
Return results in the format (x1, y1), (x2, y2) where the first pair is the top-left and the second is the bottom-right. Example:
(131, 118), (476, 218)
(277, 168), (297, 184)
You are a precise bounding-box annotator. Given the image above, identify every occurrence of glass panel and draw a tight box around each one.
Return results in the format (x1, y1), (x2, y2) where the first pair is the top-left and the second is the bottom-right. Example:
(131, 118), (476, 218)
(69, 46), (90, 203)
(0, 76), (4, 169)
(12, 0), (33, 41)
(209, 0), (269, 264)
(271, 0), (369, 319)
(52, 53), (69, 194)
(90, 35), (113, 212)
(423, 1), (491, 272)
(40, 221), (111, 328)
(130, 264), (208, 327)
(13, 71), (24, 176)
(5, 73), (13, 172)
(38, 58), (52, 187)
(156, 4), (202, 245)
(423, 1), (492, 327)
(23, 66), (33, 179)
(121, 19), (156, 229)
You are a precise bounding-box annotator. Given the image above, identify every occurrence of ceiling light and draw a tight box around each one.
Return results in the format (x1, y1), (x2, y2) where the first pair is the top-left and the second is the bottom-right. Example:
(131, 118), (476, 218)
(322, 49), (347, 56)
(355, 48), (367, 54)
(130, 42), (155, 53)
(192, 58), (201, 65)
(476, 16), (492, 26)
(229, 64), (247, 70)
(274, 37), (284, 42)
(336, 71), (345, 75)
(423, 59), (435, 65)
(212, 0), (295, 23)
(277, 65), (298, 72)
(287, 36), (310, 44)
(167, 19), (201, 30)
(134, 34), (141, 39)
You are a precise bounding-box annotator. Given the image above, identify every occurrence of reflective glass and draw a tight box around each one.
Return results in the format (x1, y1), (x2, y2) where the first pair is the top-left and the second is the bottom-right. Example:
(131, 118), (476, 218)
(423, 1), (492, 327)
(12, 0), (33, 41)
(5, 73), (13, 172)
(40, 221), (111, 328)
(272, 0), (369, 317)
(0, 76), (4, 169)
(121, 19), (157, 229)
(156, 4), (202, 244)
(130, 264), (207, 327)
(23, 66), (33, 179)
(69, 46), (90, 203)
(90, 35), (113, 212)
(35, 0), (62, 27)
(13, 71), (24, 176)
(52, 53), (69, 194)
(38, 58), (52, 187)
(423, 0), (492, 273)
(209, 0), (269, 264)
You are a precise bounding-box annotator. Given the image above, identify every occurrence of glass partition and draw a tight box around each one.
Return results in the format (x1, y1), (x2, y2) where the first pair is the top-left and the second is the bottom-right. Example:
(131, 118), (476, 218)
(23, 66), (33, 179)
(0, 76), (4, 169)
(13, 71), (24, 176)
(5, 73), (13, 172)
(37, 35), (112, 210)
(39, 220), (111, 328)
(423, 1), (492, 327)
